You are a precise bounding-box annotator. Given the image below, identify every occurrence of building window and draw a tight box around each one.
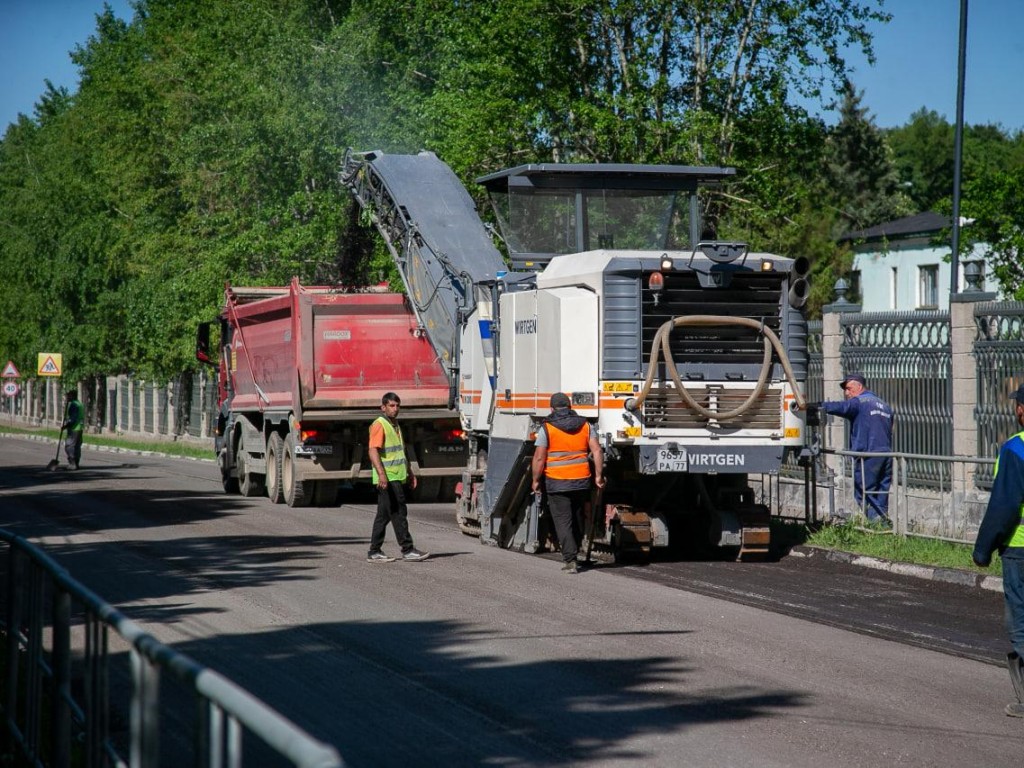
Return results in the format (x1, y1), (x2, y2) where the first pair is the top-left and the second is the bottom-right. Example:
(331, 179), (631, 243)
(918, 264), (939, 309)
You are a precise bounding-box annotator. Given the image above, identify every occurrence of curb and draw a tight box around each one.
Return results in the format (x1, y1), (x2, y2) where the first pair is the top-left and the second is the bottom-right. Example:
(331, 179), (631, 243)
(790, 544), (1004, 593)
(7, 432), (215, 463)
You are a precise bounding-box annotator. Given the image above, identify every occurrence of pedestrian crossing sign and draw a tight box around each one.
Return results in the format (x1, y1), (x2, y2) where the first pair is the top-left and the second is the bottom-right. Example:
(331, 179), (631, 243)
(37, 353), (62, 377)
(1, 360), (18, 378)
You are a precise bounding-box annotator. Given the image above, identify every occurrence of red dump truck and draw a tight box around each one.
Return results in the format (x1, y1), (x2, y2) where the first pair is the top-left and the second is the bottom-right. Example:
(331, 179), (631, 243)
(195, 278), (467, 506)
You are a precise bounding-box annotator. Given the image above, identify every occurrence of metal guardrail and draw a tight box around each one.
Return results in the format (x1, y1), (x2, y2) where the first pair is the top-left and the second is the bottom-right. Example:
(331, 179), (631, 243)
(0, 529), (343, 768)
(814, 449), (993, 544)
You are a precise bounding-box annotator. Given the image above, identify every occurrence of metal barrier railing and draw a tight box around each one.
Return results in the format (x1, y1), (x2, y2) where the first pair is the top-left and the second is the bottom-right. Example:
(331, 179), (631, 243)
(0, 529), (344, 768)
(814, 449), (994, 544)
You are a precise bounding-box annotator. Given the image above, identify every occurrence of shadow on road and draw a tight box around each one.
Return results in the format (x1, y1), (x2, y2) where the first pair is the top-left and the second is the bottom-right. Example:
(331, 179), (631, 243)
(81, 617), (810, 768)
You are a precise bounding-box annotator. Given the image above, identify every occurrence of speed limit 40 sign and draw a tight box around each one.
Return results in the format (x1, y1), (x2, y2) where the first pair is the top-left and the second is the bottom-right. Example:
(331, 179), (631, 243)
(2, 381), (18, 397)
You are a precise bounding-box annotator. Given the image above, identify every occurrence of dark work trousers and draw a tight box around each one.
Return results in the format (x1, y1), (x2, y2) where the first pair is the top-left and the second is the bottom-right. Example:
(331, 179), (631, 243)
(1005, 556), (1024, 660)
(854, 456), (891, 520)
(65, 430), (83, 468)
(547, 489), (588, 563)
(369, 480), (414, 556)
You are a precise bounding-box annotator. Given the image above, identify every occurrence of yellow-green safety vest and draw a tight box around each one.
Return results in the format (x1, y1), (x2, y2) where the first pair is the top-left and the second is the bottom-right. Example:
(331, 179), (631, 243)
(372, 416), (408, 484)
(67, 399), (85, 433)
(993, 431), (1024, 548)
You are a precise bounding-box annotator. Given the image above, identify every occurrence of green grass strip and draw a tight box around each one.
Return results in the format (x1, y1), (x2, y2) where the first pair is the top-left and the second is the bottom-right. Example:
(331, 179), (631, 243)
(0, 424), (213, 462)
(798, 518), (1001, 577)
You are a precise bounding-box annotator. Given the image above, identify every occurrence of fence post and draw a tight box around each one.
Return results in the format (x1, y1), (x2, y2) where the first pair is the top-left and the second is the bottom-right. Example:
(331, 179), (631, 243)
(51, 589), (72, 767)
(127, 379), (135, 434)
(151, 383), (160, 436)
(819, 279), (861, 517)
(199, 371), (210, 439)
(951, 289), (995, 462)
(105, 376), (116, 433)
(3, 551), (24, 757)
(166, 381), (176, 437)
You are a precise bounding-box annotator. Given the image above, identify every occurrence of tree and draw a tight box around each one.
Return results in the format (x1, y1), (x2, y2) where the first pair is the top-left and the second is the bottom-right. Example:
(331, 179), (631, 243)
(887, 109), (1024, 213)
(0, 0), (895, 373)
(955, 169), (1024, 299)
(822, 83), (910, 233)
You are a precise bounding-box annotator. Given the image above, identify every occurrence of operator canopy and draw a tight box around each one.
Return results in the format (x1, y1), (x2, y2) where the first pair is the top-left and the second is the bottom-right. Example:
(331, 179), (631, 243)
(476, 163), (735, 268)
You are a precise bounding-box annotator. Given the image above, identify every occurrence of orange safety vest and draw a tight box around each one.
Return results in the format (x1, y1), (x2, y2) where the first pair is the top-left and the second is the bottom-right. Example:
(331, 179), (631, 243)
(543, 423), (591, 482)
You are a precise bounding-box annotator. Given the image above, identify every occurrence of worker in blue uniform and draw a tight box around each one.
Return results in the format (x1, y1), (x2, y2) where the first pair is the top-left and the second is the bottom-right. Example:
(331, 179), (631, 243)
(973, 383), (1024, 718)
(807, 373), (894, 523)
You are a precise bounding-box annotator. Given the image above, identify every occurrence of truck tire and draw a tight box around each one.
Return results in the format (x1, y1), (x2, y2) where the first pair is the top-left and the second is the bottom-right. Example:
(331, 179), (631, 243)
(282, 432), (312, 508)
(237, 441), (265, 498)
(266, 432), (285, 504)
(219, 448), (240, 494)
(312, 480), (339, 507)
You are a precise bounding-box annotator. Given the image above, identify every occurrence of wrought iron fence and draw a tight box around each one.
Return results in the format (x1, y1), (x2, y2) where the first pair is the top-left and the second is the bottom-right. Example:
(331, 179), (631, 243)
(840, 311), (951, 487)
(0, 529), (343, 768)
(974, 301), (1024, 488)
(807, 320), (823, 404)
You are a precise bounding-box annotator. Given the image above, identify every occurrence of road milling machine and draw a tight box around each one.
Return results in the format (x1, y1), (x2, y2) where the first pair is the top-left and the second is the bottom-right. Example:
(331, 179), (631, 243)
(342, 150), (811, 560)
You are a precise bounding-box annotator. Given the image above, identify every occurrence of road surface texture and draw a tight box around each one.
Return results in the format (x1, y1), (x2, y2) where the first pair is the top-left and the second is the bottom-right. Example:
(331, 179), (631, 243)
(0, 435), (1019, 767)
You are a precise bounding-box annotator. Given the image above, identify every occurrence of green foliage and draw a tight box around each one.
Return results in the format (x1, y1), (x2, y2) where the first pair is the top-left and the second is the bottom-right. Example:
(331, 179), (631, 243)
(954, 169), (1024, 299)
(0, 0), (943, 372)
(823, 84), (911, 234)
(887, 108), (1024, 212)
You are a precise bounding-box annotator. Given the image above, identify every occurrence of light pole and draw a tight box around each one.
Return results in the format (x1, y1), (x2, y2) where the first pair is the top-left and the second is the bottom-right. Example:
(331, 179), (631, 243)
(950, 0), (968, 298)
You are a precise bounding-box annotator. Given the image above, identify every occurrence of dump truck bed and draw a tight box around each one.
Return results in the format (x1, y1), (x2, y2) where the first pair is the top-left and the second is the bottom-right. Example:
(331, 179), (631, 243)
(226, 280), (450, 415)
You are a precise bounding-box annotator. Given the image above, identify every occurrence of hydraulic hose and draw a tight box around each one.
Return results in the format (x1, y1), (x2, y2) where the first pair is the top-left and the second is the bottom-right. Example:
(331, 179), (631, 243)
(629, 315), (807, 421)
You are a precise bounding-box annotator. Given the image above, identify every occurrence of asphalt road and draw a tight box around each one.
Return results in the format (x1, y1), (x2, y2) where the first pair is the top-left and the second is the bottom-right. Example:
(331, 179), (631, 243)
(0, 435), (1020, 767)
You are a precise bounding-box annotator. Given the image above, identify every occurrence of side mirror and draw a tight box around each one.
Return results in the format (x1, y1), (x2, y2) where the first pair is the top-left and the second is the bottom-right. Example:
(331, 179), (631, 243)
(195, 322), (215, 366)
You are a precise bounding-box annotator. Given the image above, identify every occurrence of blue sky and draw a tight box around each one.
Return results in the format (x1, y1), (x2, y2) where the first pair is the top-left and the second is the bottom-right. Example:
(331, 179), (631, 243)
(1, 1), (1022, 134)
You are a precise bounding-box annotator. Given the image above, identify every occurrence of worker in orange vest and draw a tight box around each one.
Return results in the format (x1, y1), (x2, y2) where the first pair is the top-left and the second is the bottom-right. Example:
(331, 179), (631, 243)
(531, 392), (604, 573)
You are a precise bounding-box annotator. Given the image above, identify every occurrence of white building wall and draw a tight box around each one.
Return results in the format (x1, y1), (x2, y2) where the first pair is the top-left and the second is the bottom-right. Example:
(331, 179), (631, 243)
(852, 240), (997, 312)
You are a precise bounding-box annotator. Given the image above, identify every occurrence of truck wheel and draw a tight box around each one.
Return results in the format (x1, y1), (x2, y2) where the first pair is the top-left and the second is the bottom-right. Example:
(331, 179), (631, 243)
(266, 432), (285, 504)
(282, 433), (311, 507)
(237, 443), (265, 498)
(312, 480), (339, 507)
(221, 467), (240, 494)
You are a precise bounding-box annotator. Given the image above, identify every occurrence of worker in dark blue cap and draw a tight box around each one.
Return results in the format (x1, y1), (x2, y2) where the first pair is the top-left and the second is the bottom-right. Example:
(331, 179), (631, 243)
(806, 373), (894, 523)
(973, 383), (1024, 717)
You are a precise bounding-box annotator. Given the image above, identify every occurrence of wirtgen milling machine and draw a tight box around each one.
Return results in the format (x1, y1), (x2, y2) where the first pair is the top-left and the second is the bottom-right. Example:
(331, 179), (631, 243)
(342, 151), (810, 560)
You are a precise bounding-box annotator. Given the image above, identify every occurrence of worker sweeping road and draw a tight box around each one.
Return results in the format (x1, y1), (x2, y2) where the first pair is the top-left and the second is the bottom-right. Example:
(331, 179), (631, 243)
(61, 390), (85, 470)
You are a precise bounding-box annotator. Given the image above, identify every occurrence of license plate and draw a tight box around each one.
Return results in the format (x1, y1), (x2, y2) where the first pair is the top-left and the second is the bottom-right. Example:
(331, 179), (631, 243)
(656, 449), (687, 472)
(296, 445), (333, 455)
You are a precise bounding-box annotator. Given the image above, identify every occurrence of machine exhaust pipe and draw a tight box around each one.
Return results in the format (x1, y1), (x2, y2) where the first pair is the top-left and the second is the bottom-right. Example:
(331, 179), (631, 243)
(789, 277), (809, 309)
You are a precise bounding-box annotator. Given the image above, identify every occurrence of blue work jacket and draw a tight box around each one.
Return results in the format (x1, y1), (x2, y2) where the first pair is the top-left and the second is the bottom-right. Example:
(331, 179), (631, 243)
(820, 390), (894, 453)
